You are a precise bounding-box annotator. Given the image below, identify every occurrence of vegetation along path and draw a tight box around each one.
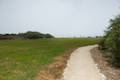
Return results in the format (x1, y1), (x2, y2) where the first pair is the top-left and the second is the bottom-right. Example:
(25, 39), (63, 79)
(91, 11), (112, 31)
(63, 45), (106, 80)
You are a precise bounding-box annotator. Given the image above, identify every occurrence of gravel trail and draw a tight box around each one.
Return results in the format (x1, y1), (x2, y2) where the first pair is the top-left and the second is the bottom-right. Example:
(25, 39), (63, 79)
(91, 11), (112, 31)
(63, 45), (104, 80)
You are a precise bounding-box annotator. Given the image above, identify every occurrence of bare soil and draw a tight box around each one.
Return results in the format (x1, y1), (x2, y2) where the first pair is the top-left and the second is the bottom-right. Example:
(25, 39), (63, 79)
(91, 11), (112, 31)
(91, 47), (120, 80)
(35, 48), (75, 80)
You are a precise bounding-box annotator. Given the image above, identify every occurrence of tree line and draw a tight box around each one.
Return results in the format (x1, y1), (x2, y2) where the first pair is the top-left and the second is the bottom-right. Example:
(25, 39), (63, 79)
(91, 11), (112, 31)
(0, 31), (54, 40)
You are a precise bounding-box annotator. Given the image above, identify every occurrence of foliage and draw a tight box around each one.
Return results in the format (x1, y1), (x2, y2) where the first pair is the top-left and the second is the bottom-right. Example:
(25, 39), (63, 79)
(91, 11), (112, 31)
(0, 31), (54, 40)
(100, 15), (120, 67)
(45, 33), (54, 38)
(21, 31), (45, 39)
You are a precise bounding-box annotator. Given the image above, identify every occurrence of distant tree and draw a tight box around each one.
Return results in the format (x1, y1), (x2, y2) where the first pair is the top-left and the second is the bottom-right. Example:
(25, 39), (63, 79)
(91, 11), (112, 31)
(18, 33), (25, 39)
(23, 31), (45, 39)
(0, 34), (15, 40)
(0, 31), (54, 40)
(45, 33), (54, 38)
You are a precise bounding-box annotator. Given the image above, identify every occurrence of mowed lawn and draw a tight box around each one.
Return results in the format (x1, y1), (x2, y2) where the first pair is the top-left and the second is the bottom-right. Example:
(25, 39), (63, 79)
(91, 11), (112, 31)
(0, 38), (100, 80)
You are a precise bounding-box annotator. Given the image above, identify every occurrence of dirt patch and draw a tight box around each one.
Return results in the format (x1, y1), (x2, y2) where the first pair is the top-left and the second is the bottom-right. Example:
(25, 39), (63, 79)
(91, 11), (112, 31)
(91, 47), (120, 80)
(35, 49), (75, 80)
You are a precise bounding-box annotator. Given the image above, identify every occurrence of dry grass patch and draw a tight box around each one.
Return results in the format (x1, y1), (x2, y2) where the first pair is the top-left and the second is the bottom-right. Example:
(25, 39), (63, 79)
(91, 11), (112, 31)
(35, 49), (75, 80)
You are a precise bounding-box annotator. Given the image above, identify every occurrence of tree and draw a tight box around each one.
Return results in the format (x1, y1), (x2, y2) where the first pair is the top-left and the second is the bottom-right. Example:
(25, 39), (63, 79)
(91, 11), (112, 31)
(45, 34), (54, 38)
(23, 31), (45, 39)
(101, 15), (120, 67)
(0, 31), (55, 40)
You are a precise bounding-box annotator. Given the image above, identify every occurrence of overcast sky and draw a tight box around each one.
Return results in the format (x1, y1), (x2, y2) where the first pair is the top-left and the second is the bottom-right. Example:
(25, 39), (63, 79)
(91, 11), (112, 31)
(0, 0), (120, 37)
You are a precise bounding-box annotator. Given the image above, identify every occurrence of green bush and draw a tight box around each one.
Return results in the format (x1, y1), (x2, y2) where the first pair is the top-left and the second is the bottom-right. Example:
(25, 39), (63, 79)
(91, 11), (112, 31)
(18, 31), (54, 39)
(100, 15), (120, 67)
(23, 31), (45, 39)
(45, 33), (54, 38)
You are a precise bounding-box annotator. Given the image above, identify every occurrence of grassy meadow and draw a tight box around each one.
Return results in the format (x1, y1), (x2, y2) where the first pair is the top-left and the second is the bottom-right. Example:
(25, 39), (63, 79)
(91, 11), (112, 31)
(0, 38), (100, 80)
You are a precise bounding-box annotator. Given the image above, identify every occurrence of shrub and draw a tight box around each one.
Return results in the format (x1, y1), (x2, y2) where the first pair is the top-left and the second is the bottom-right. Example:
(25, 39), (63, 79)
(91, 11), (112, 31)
(45, 34), (54, 38)
(100, 15), (120, 67)
(0, 31), (54, 40)
(22, 31), (54, 39)
(23, 31), (45, 39)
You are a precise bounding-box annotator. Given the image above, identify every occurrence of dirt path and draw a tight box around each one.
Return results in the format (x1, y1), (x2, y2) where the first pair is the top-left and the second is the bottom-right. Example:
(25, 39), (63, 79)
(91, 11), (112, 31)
(63, 45), (104, 80)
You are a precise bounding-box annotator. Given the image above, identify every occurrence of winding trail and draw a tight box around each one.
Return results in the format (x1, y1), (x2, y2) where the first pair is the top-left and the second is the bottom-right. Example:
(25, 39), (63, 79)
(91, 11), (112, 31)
(63, 45), (103, 80)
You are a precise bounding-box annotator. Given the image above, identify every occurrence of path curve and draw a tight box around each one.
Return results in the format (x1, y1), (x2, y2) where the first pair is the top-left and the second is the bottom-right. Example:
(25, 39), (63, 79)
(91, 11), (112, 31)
(63, 45), (103, 80)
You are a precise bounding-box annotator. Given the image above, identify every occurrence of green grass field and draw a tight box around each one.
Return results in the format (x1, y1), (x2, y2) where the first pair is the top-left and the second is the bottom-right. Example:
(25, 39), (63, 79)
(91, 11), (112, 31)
(0, 38), (100, 80)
